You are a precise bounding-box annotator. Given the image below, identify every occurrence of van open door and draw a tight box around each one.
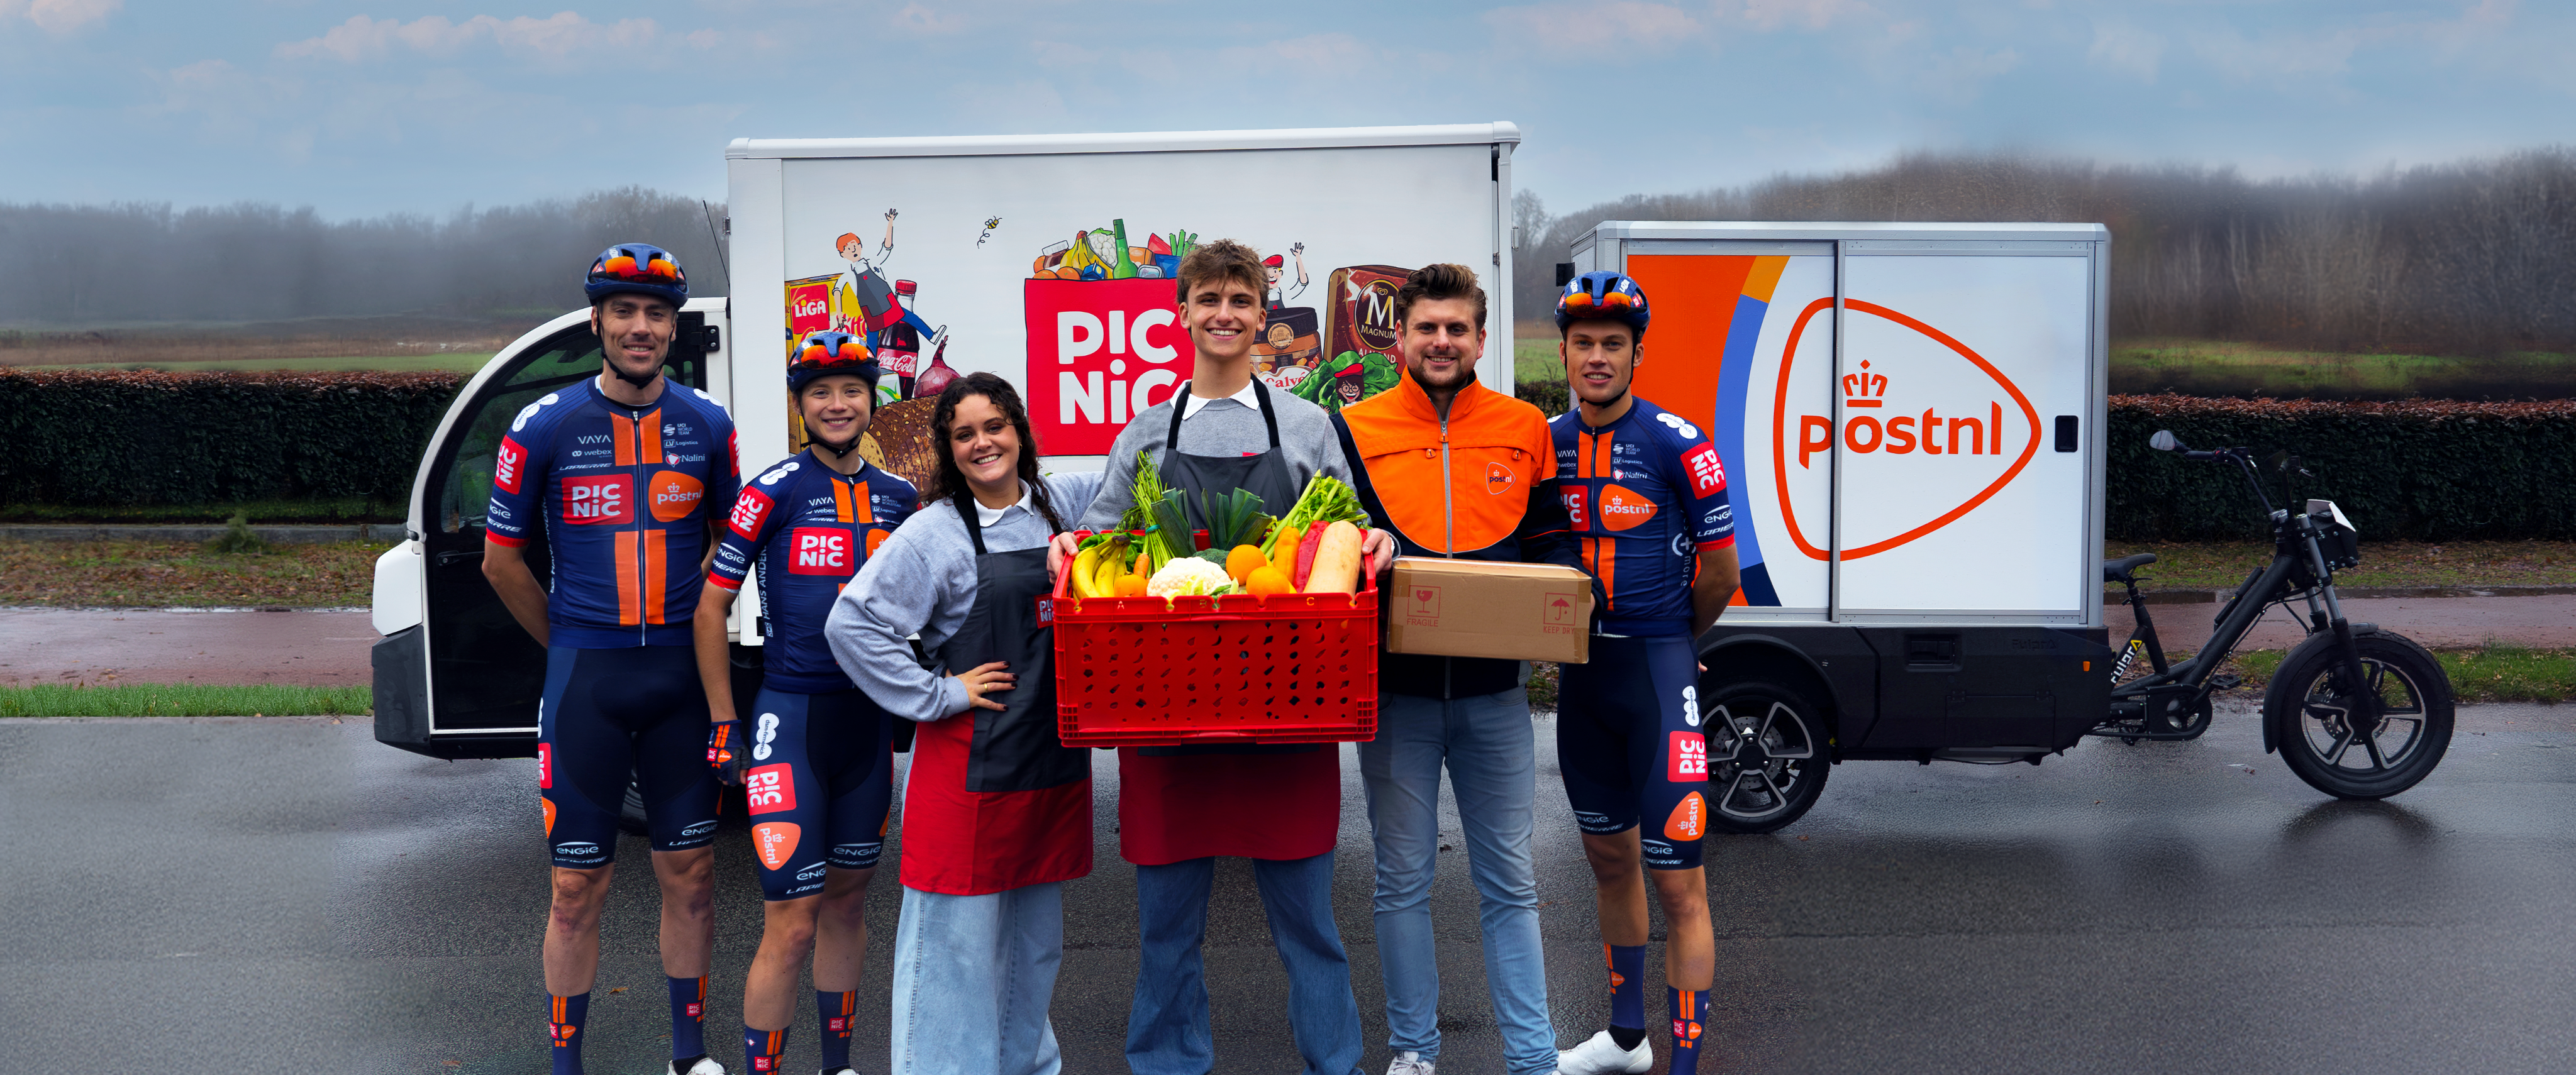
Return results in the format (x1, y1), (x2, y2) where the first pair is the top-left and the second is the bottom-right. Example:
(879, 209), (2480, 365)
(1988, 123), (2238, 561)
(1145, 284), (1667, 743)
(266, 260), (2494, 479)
(374, 302), (728, 759)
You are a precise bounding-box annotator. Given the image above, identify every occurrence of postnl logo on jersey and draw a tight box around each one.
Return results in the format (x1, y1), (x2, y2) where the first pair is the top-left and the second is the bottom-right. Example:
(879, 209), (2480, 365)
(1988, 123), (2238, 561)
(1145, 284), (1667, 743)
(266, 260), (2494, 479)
(1662, 790), (1707, 842)
(648, 470), (703, 522)
(788, 528), (853, 576)
(746, 763), (797, 814)
(1599, 485), (1659, 532)
(495, 436), (527, 495)
(1485, 461), (1516, 495)
(752, 821), (801, 870)
(561, 475), (633, 525)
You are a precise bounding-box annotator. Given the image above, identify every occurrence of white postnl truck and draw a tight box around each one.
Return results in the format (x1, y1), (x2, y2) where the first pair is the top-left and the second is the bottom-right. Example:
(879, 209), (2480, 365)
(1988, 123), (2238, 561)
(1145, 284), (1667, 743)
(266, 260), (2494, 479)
(370, 123), (1525, 759)
(1564, 221), (2115, 832)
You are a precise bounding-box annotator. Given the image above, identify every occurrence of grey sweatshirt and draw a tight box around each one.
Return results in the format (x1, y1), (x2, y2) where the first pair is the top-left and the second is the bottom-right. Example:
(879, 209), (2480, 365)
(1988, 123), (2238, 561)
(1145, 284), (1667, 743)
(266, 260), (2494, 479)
(825, 471), (1104, 724)
(1077, 382), (1353, 528)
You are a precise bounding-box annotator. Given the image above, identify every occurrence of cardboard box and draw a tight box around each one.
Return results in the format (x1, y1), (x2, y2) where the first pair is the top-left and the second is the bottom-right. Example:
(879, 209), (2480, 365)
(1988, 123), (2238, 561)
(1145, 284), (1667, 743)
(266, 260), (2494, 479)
(1385, 557), (1594, 663)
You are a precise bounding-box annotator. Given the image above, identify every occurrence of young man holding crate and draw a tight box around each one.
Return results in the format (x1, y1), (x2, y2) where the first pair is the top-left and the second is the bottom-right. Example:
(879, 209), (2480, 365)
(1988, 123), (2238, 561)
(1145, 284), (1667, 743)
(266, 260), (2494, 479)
(1329, 263), (1577, 1075)
(1051, 238), (1392, 1075)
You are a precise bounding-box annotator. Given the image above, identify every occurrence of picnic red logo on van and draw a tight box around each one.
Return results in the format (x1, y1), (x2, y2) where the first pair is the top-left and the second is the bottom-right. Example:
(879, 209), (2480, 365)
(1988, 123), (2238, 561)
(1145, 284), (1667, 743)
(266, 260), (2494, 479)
(648, 470), (702, 522)
(494, 436), (526, 495)
(1026, 277), (1194, 455)
(1772, 299), (2041, 561)
(561, 474), (633, 525)
(788, 528), (853, 576)
(1599, 485), (1658, 531)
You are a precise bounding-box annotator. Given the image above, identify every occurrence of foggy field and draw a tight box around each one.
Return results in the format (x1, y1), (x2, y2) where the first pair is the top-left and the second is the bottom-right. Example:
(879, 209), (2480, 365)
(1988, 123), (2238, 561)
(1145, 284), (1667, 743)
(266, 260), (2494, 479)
(9, 351), (494, 374)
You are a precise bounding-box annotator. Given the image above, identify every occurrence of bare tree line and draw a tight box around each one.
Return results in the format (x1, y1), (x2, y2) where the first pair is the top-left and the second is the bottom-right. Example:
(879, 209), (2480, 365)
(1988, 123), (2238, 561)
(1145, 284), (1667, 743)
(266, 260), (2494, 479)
(1515, 147), (2576, 353)
(0, 187), (730, 328)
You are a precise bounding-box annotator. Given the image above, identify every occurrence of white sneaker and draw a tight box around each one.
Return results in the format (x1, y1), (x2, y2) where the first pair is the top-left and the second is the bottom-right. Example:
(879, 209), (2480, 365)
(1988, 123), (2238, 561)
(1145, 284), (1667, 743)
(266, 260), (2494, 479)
(667, 1057), (727, 1075)
(1555, 1029), (1654, 1075)
(1385, 1050), (1435, 1075)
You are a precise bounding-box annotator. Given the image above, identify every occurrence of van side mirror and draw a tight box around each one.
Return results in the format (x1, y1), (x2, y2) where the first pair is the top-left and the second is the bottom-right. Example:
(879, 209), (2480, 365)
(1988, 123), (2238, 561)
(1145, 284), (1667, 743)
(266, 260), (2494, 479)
(2149, 430), (2182, 452)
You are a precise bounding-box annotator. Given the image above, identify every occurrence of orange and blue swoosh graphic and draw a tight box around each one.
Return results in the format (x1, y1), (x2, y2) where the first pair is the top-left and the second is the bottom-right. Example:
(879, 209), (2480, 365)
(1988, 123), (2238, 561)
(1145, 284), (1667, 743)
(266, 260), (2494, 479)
(1622, 254), (1790, 606)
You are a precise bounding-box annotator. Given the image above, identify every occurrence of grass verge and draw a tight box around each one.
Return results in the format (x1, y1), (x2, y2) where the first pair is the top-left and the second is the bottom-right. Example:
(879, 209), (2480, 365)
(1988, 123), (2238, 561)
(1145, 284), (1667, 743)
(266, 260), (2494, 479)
(14, 352), (493, 374)
(2106, 539), (2576, 593)
(0, 538), (391, 607)
(0, 683), (370, 717)
(2110, 339), (2576, 400)
(1, 498), (400, 526)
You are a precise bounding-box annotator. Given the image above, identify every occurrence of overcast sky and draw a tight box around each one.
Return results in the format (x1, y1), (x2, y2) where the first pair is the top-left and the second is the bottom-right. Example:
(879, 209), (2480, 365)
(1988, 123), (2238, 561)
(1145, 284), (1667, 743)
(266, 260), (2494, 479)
(5, 0), (2569, 219)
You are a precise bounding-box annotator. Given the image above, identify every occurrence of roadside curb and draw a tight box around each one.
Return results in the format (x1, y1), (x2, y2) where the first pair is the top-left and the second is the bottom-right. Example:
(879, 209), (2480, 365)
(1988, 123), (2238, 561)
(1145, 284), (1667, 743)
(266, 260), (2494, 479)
(0, 523), (405, 544)
(2113, 584), (2576, 604)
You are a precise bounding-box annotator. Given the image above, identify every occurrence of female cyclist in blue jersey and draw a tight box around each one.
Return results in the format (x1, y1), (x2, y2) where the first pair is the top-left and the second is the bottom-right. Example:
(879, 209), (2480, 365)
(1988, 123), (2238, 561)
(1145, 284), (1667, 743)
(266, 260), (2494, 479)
(1546, 272), (1743, 1075)
(694, 333), (917, 1075)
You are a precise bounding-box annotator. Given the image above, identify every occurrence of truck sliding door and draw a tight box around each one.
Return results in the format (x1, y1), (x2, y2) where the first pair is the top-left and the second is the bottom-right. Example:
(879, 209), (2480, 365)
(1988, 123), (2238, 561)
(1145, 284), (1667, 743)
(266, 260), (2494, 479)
(410, 314), (711, 756)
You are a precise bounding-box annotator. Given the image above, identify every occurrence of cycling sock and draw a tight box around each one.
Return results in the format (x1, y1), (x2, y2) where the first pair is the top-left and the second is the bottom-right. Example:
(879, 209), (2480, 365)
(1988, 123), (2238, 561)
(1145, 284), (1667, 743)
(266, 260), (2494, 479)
(743, 1025), (790, 1073)
(1607, 942), (1646, 1045)
(548, 992), (589, 1075)
(1669, 986), (1708, 1075)
(669, 975), (708, 1059)
(818, 989), (858, 1070)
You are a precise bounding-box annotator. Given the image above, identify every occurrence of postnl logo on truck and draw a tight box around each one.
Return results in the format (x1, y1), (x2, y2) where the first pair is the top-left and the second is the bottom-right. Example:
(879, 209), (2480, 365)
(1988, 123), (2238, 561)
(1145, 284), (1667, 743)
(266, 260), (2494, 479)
(1026, 278), (1195, 456)
(1773, 299), (2040, 561)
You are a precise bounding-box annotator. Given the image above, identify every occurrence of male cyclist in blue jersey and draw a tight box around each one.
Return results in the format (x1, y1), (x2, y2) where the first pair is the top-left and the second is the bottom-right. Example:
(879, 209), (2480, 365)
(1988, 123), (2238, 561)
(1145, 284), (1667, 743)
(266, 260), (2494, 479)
(696, 332), (916, 1075)
(1545, 272), (1741, 1075)
(485, 244), (741, 1075)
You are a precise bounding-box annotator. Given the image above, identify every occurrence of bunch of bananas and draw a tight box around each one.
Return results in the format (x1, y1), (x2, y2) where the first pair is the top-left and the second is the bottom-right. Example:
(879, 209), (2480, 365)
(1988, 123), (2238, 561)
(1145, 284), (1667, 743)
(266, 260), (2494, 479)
(1067, 533), (1151, 599)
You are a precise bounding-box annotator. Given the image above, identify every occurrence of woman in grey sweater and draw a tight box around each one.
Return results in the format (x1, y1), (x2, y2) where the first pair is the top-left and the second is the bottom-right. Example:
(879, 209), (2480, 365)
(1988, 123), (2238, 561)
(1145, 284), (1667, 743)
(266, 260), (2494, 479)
(825, 372), (1104, 1075)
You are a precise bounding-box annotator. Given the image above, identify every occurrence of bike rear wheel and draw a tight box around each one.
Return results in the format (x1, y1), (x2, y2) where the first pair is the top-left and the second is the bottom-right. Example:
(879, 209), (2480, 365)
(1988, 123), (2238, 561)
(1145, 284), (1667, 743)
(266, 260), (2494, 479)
(2265, 632), (2453, 800)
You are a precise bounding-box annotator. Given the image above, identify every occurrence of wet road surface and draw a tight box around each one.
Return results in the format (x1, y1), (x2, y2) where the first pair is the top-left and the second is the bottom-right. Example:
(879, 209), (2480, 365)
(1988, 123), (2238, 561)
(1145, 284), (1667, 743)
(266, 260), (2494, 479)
(0, 607), (377, 686)
(5, 702), (2574, 1073)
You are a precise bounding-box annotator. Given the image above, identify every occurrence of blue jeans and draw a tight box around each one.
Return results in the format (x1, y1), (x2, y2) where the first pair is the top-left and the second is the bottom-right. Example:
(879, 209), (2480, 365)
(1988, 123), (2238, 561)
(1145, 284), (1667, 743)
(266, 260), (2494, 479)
(891, 883), (1064, 1075)
(1127, 852), (1365, 1075)
(1359, 687), (1558, 1075)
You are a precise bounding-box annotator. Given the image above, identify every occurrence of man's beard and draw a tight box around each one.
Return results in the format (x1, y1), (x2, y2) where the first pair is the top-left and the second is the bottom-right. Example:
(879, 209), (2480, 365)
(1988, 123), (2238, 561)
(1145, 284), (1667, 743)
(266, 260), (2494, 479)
(608, 353), (662, 387)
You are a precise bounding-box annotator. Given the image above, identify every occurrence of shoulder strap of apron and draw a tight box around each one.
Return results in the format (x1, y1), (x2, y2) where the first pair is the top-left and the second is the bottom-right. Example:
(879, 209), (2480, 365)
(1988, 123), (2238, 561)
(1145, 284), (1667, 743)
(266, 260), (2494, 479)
(956, 493), (989, 557)
(1165, 380), (1284, 453)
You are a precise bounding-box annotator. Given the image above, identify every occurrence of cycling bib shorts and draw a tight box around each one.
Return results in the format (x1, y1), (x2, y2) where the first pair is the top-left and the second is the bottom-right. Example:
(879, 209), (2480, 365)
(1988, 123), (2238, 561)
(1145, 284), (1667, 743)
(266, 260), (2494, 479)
(1556, 633), (1712, 870)
(538, 644), (720, 869)
(740, 685), (897, 901)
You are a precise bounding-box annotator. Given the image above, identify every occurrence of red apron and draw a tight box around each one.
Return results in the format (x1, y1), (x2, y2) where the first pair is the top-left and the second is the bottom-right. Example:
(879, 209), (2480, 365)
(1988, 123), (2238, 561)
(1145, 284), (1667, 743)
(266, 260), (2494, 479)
(898, 504), (1091, 895)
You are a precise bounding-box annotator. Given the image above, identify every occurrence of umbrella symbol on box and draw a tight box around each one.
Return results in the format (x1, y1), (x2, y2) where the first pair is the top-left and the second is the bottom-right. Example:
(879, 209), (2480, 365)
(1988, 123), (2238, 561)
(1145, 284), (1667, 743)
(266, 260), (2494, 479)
(1544, 593), (1576, 626)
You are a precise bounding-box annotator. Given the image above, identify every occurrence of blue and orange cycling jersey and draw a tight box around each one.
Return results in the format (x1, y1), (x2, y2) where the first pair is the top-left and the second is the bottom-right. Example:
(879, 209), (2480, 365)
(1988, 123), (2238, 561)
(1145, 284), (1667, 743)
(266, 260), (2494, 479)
(1548, 397), (1734, 637)
(486, 377), (740, 648)
(708, 450), (917, 693)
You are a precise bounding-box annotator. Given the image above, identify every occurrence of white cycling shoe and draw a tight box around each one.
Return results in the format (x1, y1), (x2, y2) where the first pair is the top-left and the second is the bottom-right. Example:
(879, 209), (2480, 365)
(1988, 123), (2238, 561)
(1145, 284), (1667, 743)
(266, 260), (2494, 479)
(666, 1057), (728, 1075)
(1385, 1050), (1435, 1075)
(1555, 1029), (1655, 1075)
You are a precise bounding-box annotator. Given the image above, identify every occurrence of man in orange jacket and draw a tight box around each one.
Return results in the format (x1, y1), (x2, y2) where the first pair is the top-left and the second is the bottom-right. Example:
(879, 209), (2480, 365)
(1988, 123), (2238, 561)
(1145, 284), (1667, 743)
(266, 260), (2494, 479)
(1328, 263), (1575, 1075)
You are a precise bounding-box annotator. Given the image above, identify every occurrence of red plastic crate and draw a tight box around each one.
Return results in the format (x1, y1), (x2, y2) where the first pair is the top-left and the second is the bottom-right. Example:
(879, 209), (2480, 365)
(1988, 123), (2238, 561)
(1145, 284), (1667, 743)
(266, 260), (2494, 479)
(1043, 539), (1379, 748)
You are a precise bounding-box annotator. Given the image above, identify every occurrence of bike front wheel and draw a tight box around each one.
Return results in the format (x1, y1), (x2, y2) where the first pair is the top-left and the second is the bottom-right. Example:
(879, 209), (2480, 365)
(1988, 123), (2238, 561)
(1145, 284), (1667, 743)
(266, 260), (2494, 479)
(2265, 631), (2454, 800)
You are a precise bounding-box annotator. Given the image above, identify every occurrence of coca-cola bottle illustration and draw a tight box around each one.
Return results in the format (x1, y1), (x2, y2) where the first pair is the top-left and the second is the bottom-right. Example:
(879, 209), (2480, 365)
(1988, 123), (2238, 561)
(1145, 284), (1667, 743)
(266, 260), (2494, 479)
(911, 334), (959, 400)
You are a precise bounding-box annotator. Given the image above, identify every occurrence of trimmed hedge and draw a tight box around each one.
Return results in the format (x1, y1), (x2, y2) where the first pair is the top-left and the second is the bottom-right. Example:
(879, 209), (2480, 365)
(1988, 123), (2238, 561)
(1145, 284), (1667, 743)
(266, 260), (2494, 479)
(0, 368), (465, 507)
(2106, 394), (2576, 541)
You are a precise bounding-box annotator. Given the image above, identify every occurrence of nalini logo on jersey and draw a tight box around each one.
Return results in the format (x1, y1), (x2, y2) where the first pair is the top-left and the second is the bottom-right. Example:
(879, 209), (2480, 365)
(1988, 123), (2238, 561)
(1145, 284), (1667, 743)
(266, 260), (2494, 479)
(1599, 485), (1659, 531)
(648, 470), (703, 522)
(789, 528), (853, 576)
(729, 487), (773, 536)
(562, 475), (633, 524)
(745, 763), (797, 814)
(494, 436), (526, 495)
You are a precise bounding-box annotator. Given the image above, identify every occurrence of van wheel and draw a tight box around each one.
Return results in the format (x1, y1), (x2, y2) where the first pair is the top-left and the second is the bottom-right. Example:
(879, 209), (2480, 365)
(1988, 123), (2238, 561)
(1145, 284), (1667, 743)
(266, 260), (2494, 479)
(1702, 680), (1831, 835)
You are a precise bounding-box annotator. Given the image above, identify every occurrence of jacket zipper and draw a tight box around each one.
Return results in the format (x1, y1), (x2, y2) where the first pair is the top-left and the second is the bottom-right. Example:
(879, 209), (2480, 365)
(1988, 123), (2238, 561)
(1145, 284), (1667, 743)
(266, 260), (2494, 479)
(634, 407), (649, 644)
(1440, 413), (1452, 700)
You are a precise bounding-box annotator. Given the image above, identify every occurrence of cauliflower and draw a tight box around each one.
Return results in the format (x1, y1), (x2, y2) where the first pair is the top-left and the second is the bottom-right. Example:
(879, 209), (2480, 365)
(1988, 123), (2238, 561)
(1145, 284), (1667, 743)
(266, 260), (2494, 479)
(1146, 556), (1236, 598)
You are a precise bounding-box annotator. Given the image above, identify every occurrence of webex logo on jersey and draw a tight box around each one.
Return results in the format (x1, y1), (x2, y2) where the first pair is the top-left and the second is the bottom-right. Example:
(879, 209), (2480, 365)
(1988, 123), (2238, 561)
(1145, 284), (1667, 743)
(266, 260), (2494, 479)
(787, 528), (852, 575)
(1772, 298), (2041, 561)
(1026, 278), (1194, 455)
(561, 475), (634, 525)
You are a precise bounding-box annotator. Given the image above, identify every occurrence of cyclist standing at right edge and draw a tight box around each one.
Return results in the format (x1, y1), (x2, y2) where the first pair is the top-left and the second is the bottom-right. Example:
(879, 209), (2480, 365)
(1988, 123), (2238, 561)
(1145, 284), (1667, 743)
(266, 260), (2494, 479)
(1545, 272), (1741, 1075)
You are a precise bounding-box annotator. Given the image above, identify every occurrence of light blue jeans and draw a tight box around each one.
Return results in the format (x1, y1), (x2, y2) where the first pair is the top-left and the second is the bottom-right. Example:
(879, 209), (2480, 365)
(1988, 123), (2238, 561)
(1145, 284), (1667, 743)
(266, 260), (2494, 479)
(1358, 687), (1558, 1075)
(891, 882), (1065, 1075)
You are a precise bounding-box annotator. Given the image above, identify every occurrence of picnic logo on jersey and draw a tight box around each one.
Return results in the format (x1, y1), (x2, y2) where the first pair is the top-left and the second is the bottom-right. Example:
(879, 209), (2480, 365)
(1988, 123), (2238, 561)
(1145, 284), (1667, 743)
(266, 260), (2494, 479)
(561, 474), (633, 524)
(728, 487), (774, 537)
(494, 436), (527, 495)
(745, 763), (797, 814)
(787, 528), (855, 576)
(1668, 731), (1709, 780)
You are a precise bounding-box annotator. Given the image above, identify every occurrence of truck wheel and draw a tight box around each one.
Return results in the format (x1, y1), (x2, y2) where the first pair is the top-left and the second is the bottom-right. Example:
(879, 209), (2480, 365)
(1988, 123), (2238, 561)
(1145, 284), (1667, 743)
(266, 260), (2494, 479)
(2266, 632), (2453, 800)
(1702, 680), (1831, 835)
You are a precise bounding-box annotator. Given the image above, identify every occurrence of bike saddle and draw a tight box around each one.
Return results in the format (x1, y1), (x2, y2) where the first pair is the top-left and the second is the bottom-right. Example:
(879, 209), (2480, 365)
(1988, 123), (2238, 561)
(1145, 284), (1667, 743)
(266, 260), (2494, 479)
(2103, 553), (2157, 583)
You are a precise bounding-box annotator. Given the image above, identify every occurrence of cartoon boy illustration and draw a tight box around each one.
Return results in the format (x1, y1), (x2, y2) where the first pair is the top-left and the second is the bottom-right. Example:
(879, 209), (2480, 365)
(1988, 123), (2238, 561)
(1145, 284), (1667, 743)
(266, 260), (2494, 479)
(832, 209), (900, 334)
(1291, 349), (1399, 414)
(1264, 243), (1308, 310)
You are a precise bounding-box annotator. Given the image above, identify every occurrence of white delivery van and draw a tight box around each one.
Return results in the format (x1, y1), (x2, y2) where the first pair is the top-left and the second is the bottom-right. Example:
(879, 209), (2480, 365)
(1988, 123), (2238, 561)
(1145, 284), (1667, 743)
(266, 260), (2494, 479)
(370, 123), (1525, 759)
(1565, 221), (2114, 832)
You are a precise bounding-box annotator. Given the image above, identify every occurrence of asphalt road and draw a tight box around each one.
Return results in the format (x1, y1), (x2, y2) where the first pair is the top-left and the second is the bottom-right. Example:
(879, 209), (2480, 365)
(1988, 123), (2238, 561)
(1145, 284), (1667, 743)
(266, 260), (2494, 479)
(5, 702), (2575, 1074)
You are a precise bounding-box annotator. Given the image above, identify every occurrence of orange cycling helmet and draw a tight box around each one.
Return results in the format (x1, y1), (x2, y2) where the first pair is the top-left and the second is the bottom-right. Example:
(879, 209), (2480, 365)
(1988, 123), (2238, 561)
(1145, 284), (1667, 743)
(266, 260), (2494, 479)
(585, 243), (689, 307)
(1555, 270), (1649, 338)
(789, 331), (881, 394)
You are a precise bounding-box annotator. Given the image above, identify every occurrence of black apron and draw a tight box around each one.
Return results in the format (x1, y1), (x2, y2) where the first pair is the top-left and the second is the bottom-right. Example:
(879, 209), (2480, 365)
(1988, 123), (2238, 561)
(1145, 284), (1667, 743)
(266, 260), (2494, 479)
(1145, 379), (1311, 758)
(936, 498), (1088, 793)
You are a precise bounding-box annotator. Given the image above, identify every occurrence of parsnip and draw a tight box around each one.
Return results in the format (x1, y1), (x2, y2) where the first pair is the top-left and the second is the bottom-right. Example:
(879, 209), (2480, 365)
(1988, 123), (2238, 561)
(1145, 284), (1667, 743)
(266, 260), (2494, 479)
(1302, 521), (1363, 594)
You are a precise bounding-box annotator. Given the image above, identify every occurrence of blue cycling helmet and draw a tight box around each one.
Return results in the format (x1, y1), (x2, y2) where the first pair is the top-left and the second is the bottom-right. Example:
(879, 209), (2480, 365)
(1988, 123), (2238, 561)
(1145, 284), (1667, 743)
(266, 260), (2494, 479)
(788, 331), (882, 395)
(585, 243), (689, 307)
(1555, 270), (1649, 338)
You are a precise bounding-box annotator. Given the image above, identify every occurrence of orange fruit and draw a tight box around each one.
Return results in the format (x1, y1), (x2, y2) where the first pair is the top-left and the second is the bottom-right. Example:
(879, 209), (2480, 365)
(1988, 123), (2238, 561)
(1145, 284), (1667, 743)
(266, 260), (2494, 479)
(1114, 575), (1148, 598)
(1246, 566), (1294, 597)
(1224, 544), (1267, 583)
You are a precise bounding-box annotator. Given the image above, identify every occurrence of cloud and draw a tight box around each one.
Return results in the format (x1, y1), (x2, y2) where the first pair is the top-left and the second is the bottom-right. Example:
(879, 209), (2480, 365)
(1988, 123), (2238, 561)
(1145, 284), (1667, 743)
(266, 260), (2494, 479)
(2089, 21), (2163, 82)
(1213, 32), (1379, 75)
(1917, 45), (2019, 104)
(0, 0), (120, 33)
(1737, 0), (1869, 32)
(892, 3), (965, 34)
(1485, 1), (1703, 53)
(275, 12), (662, 63)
